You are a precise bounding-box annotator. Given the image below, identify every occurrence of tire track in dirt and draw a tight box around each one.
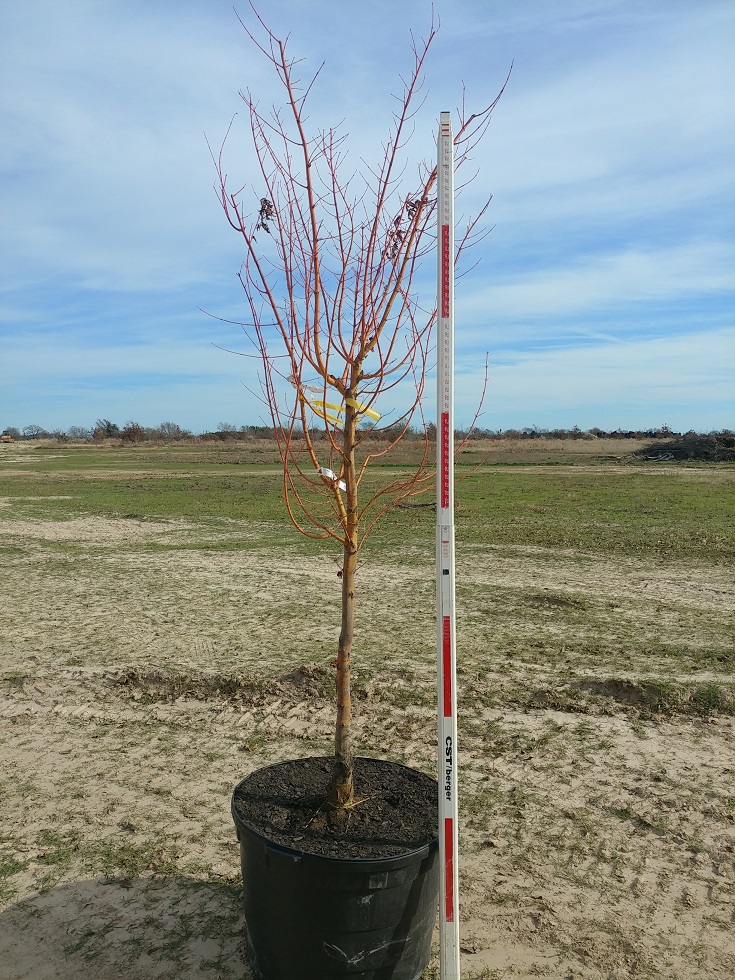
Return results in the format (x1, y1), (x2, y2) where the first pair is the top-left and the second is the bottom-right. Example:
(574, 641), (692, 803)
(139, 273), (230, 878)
(0, 692), (335, 739)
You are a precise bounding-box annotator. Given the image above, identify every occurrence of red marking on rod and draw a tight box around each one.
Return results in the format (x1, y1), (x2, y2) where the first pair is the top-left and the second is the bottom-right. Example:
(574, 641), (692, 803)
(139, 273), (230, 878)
(441, 225), (450, 317)
(440, 412), (450, 509)
(444, 818), (455, 921)
(443, 617), (452, 716)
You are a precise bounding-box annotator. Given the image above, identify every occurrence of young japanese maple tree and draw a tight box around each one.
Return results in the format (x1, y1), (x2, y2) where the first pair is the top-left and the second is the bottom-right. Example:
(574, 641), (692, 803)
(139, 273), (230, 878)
(211, 6), (505, 808)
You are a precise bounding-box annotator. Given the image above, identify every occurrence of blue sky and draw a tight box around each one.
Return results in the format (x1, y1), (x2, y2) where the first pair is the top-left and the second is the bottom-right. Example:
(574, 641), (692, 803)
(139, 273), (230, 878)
(1, 0), (733, 434)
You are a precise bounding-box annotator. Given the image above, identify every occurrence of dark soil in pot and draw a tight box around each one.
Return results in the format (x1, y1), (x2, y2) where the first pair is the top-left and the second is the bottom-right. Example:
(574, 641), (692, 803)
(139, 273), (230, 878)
(232, 756), (438, 859)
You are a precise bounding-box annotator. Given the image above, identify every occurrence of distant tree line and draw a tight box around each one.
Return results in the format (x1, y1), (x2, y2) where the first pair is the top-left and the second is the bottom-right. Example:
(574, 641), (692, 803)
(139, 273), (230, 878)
(1, 419), (194, 443)
(2, 420), (732, 445)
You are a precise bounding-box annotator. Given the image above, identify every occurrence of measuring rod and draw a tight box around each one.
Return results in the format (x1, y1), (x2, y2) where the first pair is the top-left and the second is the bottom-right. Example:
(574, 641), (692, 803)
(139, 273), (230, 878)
(436, 109), (460, 980)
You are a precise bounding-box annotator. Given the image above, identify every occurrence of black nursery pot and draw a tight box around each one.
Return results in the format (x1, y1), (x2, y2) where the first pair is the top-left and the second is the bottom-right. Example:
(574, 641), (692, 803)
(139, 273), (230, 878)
(231, 757), (439, 980)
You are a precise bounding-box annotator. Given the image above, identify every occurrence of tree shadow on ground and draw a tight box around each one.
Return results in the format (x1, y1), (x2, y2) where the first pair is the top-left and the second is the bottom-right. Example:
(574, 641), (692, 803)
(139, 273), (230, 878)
(0, 876), (251, 980)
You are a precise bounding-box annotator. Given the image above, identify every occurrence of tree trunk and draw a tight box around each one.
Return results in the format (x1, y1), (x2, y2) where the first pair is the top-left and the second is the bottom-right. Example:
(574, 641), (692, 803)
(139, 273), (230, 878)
(331, 540), (356, 806)
(330, 405), (358, 807)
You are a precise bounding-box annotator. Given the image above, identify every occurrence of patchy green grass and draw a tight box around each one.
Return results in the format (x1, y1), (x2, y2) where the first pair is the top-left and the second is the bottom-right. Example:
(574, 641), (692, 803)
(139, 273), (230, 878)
(380, 465), (734, 562)
(0, 854), (30, 901)
(2, 444), (733, 562)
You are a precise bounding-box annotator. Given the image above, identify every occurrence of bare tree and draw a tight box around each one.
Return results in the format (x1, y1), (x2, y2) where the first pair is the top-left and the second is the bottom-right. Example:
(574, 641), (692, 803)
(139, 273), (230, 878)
(121, 421), (146, 444)
(67, 426), (92, 441)
(211, 6), (506, 808)
(156, 421), (190, 441)
(94, 419), (120, 438)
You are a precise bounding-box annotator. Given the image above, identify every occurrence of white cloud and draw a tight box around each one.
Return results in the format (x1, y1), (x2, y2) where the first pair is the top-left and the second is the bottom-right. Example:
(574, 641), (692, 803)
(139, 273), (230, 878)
(458, 241), (734, 327)
(455, 2), (735, 227)
(452, 326), (735, 431)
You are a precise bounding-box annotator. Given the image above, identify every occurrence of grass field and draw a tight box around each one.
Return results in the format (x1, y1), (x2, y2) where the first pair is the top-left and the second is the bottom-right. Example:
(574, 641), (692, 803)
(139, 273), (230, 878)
(0, 440), (733, 979)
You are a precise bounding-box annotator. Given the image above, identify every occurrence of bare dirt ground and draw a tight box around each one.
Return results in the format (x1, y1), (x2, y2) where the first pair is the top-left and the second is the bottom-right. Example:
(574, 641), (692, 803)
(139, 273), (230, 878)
(0, 506), (733, 979)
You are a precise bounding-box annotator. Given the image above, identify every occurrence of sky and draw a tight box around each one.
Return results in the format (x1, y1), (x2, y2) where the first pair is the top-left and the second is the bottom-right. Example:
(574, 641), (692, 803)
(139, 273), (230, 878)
(1, 0), (733, 435)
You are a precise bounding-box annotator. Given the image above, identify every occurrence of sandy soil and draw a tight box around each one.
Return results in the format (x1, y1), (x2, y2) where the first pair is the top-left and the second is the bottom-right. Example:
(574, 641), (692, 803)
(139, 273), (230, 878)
(0, 512), (733, 979)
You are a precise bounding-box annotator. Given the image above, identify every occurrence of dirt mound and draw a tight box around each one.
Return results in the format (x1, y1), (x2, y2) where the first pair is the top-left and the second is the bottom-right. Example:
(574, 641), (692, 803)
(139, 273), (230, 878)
(636, 433), (735, 462)
(107, 662), (367, 706)
(571, 678), (735, 717)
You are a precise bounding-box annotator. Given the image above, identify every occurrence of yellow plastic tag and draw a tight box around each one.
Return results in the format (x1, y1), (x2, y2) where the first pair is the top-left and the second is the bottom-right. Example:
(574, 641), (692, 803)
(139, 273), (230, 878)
(312, 400), (344, 414)
(345, 397), (381, 421)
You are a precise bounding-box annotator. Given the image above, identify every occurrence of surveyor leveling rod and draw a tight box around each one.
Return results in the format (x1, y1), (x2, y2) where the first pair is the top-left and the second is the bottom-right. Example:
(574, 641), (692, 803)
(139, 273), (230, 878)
(436, 110), (460, 979)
